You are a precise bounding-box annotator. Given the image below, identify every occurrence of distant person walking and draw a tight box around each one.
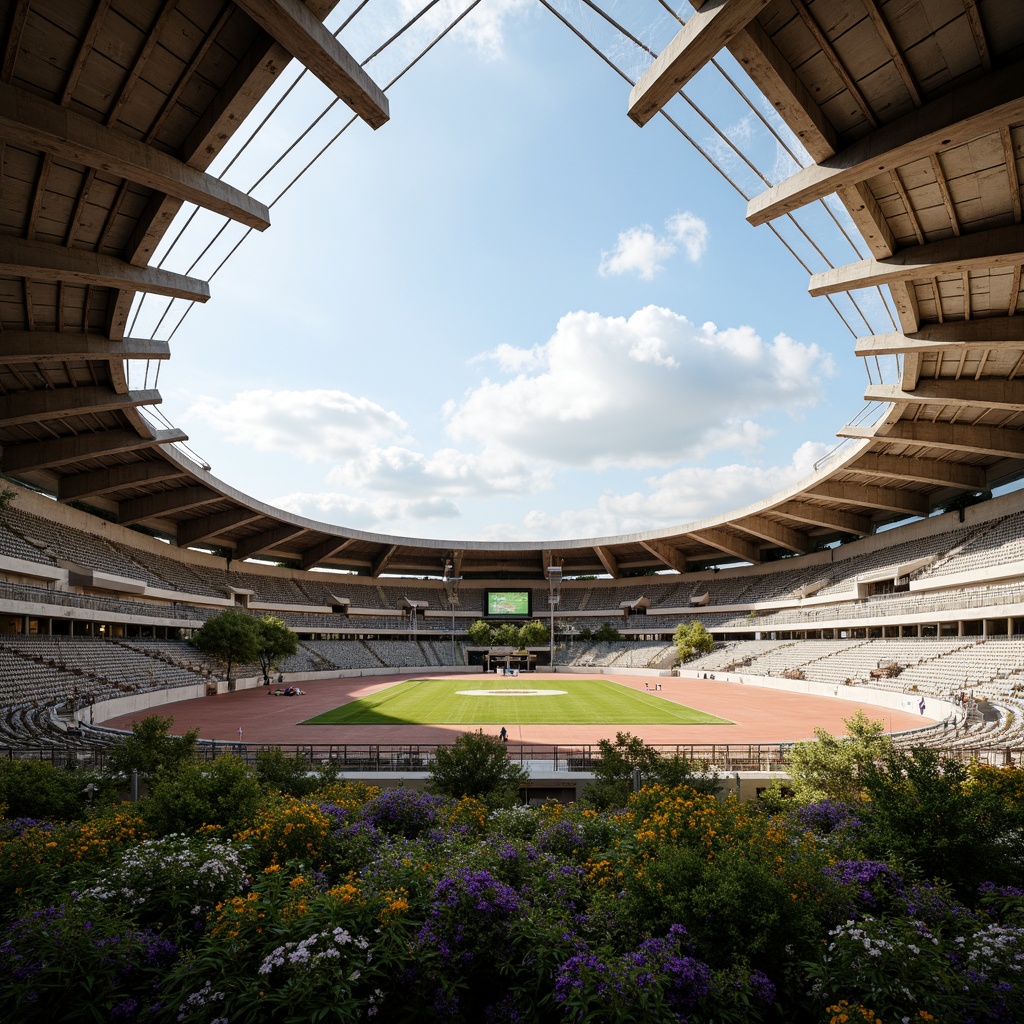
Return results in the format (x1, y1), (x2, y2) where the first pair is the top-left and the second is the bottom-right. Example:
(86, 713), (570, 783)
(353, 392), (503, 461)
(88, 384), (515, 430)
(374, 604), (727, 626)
(918, 697), (926, 715)
(499, 726), (508, 744)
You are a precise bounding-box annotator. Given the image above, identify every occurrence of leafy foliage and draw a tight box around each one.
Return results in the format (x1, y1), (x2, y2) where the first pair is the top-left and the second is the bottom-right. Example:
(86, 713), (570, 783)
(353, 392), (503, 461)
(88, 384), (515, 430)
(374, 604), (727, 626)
(860, 747), (1024, 896)
(107, 714), (198, 781)
(191, 610), (260, 683)
(673, 619), (715, 661)
(252, 616), (299, 685)
(0, 757), (112, 820)
(787, 710), (892, 803)
(428, 729), (528, 809)
(141, 755), (264, 835)
(465, 618), (550, 647)
(582, 731), (717, 809)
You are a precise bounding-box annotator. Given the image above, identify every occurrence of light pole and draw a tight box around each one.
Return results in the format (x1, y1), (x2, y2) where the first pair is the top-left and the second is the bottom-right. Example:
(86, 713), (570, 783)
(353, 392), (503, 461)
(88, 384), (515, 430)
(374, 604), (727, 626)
(443, 560), (462, 666)
(546, 565), (562, 671)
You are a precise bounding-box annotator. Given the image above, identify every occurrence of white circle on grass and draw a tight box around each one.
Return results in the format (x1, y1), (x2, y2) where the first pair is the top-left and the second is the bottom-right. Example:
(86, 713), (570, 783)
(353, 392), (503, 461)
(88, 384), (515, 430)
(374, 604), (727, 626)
(456, 688), (567, 697)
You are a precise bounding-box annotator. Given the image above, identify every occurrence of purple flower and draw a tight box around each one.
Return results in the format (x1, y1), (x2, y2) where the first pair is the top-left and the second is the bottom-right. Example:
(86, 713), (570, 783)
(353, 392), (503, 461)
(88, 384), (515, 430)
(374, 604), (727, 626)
(793, 800), (862, 835)
(824, 860), (905, 910)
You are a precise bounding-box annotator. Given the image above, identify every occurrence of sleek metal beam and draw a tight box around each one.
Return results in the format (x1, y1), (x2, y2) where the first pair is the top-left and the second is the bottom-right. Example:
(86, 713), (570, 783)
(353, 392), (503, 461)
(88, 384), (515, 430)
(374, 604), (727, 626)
(866, 381), (1024, 413)
(117, 486), (221, 525)
(810, 224), (1024, 297)
(177, 508), (264, 547)
(688, 527), (760, 564)
(0, 80), (270, 230)
(773, 500), (872, 536)
(748, 59), (1024, 225)
(0, 387), (159, 427)
(849, 452), (987, 491)
(628, 0), (770, 126)
(233, 524), (307, 561)
(1, 427), (186, 473)
(840, 420), (1024, 459)
(233, 0), (389, 128)
(0, 331), (170, 364)
(300, 536), (355, 570)
(58, 460), (187, 501)
(0, 236), (209, 302)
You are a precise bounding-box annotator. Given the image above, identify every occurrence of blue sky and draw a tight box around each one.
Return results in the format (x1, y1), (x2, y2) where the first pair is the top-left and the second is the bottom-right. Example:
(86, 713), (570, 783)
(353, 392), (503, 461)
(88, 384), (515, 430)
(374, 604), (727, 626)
(129, 0), (881, 542)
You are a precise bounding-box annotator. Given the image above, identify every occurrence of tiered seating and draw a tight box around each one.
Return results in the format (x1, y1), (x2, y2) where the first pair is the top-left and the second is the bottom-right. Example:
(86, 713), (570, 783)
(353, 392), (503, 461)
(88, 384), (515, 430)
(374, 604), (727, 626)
(815, 530), (969, 597)
(608, 642), (676, 668)
(921, 511), (1024, 579)
(9, 511), (143, 579)
(302, 639), (385, 670)
(121, 548), (226, 597)
(0, 515), (59, 566)
(364, 639), (428, 667)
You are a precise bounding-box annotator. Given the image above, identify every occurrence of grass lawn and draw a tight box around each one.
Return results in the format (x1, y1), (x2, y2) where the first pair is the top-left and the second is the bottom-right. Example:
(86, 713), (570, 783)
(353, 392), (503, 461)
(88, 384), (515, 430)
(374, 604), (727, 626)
(301, 678), (733, 726)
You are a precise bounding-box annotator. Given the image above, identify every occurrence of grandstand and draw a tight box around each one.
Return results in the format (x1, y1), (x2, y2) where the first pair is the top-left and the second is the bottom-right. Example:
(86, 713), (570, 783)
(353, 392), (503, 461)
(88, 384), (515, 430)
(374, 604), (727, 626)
(1, 2), (1024, 763)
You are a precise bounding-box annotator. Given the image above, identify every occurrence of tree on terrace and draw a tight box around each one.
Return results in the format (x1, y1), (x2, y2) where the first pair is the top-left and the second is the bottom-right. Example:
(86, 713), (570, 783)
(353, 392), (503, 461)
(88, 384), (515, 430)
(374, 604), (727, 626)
(191, 610), (260, 686)
(467, 620), (495, 646)
(253, 616), (299, 685)
(673, 620), (714, 662)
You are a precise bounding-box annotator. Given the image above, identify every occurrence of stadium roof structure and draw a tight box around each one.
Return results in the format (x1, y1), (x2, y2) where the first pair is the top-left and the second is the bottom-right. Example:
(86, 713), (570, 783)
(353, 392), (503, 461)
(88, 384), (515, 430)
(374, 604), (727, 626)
(1, 0), (1023, 580)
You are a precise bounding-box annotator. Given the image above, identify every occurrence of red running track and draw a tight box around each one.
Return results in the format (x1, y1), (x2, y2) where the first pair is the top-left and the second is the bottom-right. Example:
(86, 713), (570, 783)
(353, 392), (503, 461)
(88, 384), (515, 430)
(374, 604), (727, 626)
(100, 672), (932, 747)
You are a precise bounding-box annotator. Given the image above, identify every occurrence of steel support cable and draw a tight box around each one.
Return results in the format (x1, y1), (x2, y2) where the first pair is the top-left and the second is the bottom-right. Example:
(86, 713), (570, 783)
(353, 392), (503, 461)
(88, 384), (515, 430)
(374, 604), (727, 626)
(132, 0), (447, 337)
(161, 0), (487, 346)
(536, 2), (864, 342)
(626, 0), (898, 335)
(141, 0), (469, 340)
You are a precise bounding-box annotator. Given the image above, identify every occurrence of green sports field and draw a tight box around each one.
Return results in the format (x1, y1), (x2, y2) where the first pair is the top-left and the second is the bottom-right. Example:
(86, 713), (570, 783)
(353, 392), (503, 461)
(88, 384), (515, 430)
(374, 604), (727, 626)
(301, 678), (732, 726)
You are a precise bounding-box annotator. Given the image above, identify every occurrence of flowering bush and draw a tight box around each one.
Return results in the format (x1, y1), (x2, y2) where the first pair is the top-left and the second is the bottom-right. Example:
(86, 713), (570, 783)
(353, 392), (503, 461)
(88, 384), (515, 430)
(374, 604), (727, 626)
(161, 863), (411, 1023)
(233, 796), (333, 869)
(2, 763), (1024, 1023)
(823, 859), (905, 914)
(358, 787), (445, 839)
(0, 806), (148, 907)
(0, 903), (177, 1023)
(806, 908), (1024, 1022)
(74, 832), (248, 937)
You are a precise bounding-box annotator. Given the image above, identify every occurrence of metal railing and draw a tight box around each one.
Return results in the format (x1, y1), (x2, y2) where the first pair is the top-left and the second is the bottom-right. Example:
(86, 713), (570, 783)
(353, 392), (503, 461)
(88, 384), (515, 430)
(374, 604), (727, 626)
(4, 740), (1022, 772)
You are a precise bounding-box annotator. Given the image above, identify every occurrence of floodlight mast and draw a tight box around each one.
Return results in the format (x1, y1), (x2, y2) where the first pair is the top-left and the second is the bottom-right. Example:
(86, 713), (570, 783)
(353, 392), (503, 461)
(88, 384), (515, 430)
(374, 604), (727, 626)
(443, 559), (462, 667)
(546, 566), (562, 670)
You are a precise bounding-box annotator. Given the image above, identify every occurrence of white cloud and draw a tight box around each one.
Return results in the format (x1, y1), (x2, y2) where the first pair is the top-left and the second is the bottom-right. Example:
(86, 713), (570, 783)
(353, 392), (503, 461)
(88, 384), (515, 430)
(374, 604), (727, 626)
(272, 490), (461, 531)
(599, 225), (677, 280)
(447, 306), (834, 469)
(454, 0), (533, 59)
(187, 389), (408, 464)
(327, 445), (551, 497)
(665, 211), (709, 261)
(394, 0), (531, 61)
(599, 212), (708, 279)
(481, 441), (832, 540)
